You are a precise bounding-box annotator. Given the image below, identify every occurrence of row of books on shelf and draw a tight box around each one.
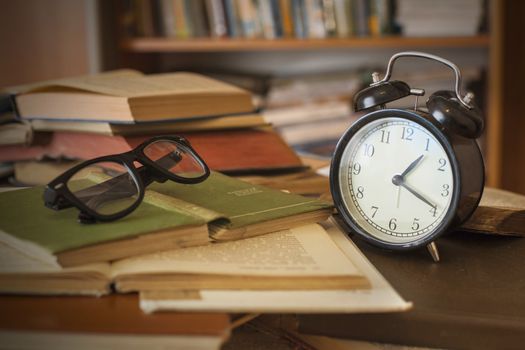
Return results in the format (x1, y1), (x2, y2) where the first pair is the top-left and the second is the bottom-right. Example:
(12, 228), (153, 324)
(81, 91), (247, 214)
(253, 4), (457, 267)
(124, 0), (485, 40)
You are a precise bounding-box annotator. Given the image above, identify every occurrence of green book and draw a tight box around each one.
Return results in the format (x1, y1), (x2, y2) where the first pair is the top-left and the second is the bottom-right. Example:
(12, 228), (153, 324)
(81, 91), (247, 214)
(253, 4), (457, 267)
(0, 172), (332, 268)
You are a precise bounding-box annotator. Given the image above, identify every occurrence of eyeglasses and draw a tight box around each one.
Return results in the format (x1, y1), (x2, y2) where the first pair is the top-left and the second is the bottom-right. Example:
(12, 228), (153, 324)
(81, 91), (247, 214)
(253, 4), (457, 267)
(44, 135), (210, 224)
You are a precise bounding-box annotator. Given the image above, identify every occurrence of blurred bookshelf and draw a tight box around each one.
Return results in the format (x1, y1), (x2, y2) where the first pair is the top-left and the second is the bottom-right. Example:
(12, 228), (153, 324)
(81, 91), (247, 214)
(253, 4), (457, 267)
(107, 0), (509, 190)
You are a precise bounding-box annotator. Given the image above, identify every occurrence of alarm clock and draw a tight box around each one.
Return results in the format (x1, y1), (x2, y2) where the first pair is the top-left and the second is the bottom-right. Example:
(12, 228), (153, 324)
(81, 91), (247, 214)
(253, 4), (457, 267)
(330, 52), (485, 261)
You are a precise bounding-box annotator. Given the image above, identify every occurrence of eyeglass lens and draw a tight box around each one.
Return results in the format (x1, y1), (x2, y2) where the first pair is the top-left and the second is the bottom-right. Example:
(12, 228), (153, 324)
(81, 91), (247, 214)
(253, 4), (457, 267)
(66, 161), (140, 216)
(143, 139), (206, 179)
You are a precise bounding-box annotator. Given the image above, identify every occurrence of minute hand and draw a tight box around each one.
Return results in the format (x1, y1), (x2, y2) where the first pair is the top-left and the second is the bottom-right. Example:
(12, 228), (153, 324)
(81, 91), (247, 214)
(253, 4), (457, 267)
(399, 182), (436, 209)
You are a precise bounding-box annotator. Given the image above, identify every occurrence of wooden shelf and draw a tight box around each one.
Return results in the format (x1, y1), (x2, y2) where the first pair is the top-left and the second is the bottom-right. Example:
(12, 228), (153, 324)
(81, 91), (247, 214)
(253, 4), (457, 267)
(122, 35), (490, 53)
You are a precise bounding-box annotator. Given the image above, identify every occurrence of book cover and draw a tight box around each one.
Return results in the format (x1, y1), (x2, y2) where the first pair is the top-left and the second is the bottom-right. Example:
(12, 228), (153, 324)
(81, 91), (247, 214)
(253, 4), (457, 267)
(0, 181), (211, 268)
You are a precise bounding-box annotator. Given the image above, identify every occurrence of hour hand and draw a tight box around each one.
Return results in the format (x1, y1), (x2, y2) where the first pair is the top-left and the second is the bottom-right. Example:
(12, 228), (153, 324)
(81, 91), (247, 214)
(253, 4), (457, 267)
(401, 154), (424, 178)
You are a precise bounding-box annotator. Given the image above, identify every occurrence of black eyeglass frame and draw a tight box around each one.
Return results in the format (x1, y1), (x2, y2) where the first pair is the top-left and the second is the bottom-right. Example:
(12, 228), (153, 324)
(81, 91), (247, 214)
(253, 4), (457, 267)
(43, 135), (210, 223)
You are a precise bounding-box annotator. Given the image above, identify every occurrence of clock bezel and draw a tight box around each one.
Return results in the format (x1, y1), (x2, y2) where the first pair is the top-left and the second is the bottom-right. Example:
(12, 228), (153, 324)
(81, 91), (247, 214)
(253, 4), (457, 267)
(330, 108), (462, 250)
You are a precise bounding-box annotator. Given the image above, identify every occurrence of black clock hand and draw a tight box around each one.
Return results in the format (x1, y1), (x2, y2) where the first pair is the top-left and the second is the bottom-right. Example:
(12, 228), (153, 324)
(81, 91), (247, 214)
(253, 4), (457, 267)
(400, 181), (436, 209)
(400, 154), (424, 178)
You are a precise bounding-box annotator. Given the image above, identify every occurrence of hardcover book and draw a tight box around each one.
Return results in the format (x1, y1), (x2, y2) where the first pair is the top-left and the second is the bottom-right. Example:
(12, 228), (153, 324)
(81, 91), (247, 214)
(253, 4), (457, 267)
(0, 294), (231, 350)
(10, 69), (254, 123)
(0, 172), (332, 268)
(0, 127), (304, 174)
(29, 113), (267, 136)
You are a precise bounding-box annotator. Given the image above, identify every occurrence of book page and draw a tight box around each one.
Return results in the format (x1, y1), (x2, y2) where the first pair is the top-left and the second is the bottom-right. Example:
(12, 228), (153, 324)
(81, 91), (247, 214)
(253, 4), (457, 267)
(5, 69), (142, 95)
(24, 72), (247, 98)
(111, 224), (362, 278)
(0, 241), (110, 276)
(139, 219), (412, 313)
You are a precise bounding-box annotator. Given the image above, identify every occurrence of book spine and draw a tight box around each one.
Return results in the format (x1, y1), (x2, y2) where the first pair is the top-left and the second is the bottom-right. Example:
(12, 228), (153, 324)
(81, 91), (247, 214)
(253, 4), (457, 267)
(304, 0), (326, 38)
(189, 0), (210, 37)
(270, 0), (284, 37)
(321, 0), (337, 37)
(333, 0), (350, 37)
(279, 0), (295, 37)
(352, 0), (369, 37)
(258, 0), (277, 39)
(151, 0), (166, 36)
(291, 0), (306, 38)
(173, 0), (190, 38)
(368, 0), (380, 36)
(223, 0), (241, 37)
(160, 0), (177, 36)
(236, 0), (259, 38)
(206, 0), (228, 37)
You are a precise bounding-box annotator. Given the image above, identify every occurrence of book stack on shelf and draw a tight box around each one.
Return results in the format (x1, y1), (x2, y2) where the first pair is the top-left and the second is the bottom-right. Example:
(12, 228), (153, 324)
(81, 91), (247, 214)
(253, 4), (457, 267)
(0, 69), (305, 185)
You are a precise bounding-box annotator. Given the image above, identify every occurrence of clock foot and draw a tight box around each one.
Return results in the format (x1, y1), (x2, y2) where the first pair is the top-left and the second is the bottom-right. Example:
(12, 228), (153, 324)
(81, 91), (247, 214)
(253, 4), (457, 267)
(426, 242), (440, 263)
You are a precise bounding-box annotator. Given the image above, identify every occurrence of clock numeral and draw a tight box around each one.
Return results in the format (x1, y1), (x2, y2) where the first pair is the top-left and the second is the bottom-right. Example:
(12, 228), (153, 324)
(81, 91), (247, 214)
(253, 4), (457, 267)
(401, 127), (414, 141)
(356, 186), (364, 199)
(352, 162), (361, 175)
(371, 206), (379, 218)
(429, 206), (437, 217)
(441, 184), (450, 197)
(425, 138), (430, 151)
(438, 158), (447, 171)
(380, 130), (391, 144)
(388, 218), (397, 231)
(411, 218), (420, 231)
(363, 143), (375, 157)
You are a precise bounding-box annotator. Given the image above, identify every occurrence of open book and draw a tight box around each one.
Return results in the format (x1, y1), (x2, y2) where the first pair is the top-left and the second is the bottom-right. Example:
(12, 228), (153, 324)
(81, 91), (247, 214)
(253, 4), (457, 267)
(0, 172), (332, 268)
(139, 220), (412, 314)
(0, 224), (368, 296)
(11, 70), (254, 123)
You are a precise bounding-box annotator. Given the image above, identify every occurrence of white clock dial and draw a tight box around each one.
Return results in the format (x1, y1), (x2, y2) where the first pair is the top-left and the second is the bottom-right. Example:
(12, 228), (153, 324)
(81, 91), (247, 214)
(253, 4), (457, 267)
(338, 116), (454, 244)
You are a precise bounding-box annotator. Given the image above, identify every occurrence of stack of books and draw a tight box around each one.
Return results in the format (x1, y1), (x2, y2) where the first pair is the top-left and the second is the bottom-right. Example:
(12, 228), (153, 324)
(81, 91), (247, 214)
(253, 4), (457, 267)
(261, 71), (362, 154)
(0, 69), (305, 185)
(0, 69), (413, 349)
(396, 0), (484, 37)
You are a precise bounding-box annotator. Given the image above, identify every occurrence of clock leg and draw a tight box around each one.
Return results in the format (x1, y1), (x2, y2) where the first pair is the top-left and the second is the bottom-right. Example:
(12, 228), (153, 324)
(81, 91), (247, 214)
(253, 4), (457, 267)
(426, 242), (440, 262)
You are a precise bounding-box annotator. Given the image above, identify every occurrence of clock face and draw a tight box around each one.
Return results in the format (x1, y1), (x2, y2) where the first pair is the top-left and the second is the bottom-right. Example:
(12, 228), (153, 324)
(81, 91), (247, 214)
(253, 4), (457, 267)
(337, 115), (455, 245)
